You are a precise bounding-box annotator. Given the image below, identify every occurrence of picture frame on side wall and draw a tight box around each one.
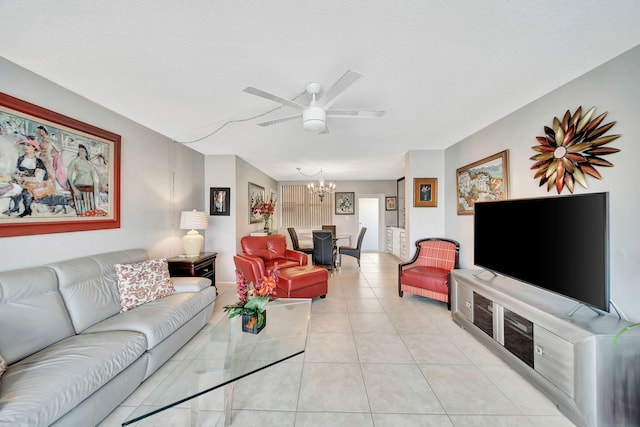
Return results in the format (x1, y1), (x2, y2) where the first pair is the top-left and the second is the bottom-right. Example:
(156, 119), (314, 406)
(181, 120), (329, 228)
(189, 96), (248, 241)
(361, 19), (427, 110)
(335, 192), (355, 215)
(456, 149), (509, 215)
(385, 196), (397, 211)
(0, 92), (121, 237)
(414, 178), (438, 207)
(210, 187), (230, 216)
(248, 182), (265, 224)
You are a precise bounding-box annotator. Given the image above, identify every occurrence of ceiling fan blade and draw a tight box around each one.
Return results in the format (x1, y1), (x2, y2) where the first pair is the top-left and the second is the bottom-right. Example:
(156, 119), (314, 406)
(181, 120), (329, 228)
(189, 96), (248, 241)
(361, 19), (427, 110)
(243, 87), (305, 110)
(319, 124), (330, 135)
(326, 109), (386, 118)
(319, 70), (363, 109)
(256, 114), (301, 127)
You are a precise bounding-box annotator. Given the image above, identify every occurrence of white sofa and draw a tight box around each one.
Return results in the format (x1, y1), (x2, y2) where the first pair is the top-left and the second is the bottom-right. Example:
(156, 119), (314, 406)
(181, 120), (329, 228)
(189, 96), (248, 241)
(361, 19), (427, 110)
(0, 249), (217, 427)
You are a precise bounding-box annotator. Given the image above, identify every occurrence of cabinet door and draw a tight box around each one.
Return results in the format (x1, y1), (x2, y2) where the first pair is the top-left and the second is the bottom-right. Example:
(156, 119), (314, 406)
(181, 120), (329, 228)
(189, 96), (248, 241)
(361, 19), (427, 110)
(473, 292), (494, 338)
(456, 280), (474, 322)
(534, 325), (574, 398)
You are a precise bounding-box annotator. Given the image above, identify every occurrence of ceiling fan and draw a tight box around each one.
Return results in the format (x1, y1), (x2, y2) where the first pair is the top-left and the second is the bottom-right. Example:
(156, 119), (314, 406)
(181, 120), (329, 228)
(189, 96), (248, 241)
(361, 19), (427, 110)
(243, 70), (385, 134)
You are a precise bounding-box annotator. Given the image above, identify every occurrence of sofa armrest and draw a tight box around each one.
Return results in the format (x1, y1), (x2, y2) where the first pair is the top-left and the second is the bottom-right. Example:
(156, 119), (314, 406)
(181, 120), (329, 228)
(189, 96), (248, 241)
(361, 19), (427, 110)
(285, 249), (308, 265)
(170, 276), (211, 293)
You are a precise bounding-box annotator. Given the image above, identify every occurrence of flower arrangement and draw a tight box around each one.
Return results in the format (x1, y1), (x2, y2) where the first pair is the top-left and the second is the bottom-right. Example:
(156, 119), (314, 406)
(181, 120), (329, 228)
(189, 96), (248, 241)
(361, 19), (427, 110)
(252, 195), (276, 229)
(224, 265), (279, 329)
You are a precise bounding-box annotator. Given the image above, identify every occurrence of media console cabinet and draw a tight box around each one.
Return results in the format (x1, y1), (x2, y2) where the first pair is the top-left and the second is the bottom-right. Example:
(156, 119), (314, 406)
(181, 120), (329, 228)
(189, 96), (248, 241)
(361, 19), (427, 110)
(451, 269), (639, 427)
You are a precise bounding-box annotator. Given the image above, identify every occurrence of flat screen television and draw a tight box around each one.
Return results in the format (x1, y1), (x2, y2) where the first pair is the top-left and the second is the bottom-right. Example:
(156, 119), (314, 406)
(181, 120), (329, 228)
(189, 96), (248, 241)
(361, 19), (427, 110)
(474, 192), (609, 312)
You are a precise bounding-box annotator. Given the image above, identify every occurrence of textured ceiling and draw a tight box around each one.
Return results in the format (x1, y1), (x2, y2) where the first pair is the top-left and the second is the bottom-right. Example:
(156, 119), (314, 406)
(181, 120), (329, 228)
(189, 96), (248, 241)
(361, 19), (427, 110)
(2, 1), (640, 181)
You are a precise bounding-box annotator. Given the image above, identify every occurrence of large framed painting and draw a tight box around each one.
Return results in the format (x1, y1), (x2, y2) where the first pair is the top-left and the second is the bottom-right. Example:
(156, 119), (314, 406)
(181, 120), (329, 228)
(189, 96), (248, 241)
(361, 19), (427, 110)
(414, 178), (438, 207)
(0, 92), (120, 237)
(335, 192), (355, 215)
(210, 187), (230, 216)
(456, 149), (509, 215)
(248, 182), (264, 224)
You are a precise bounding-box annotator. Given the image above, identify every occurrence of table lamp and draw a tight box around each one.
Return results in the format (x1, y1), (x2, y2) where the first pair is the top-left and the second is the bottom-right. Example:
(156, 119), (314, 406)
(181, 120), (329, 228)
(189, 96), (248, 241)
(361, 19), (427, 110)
(179, 210), (208, 257)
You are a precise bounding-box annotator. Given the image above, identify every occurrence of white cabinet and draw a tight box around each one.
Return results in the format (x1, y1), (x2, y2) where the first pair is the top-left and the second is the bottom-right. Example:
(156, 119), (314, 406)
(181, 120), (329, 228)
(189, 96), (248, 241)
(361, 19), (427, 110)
(451, 270), (640, 427)
(386, 227), (406, 261)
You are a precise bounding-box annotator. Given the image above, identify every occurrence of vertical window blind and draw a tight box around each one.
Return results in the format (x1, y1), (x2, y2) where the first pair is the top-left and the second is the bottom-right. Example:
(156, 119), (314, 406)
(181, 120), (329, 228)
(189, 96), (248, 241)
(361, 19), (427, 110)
(280, 185), (334, 228)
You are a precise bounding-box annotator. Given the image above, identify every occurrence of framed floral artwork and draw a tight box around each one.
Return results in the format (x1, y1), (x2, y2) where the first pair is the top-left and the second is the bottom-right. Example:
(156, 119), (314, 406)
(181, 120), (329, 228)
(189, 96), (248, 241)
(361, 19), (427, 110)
(335, 192), (354, 215)
(248, 182), (264, 224)
(385, 196), (397, 211)
(0, 92), (121, 237)
(456, 149), (509, 215)
(414, 178), (437, 207)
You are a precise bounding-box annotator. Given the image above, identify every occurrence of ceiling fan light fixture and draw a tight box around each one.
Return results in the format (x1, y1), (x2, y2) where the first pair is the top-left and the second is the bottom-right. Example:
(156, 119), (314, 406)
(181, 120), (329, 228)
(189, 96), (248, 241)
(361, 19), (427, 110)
(303, 107), (326, 132)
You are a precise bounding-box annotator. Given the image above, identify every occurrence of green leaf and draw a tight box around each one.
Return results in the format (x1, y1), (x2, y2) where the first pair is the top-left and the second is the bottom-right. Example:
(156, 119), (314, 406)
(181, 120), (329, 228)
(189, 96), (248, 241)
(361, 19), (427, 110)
(613, 323), (640, 347)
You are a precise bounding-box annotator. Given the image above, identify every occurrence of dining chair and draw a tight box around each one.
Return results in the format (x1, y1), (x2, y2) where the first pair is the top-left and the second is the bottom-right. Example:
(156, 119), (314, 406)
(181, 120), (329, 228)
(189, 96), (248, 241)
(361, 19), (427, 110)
(312, 230), (336, 274)
(338, 227), (367, 269)
(287, 227), (313, 255)
(321, 225), (336, 238)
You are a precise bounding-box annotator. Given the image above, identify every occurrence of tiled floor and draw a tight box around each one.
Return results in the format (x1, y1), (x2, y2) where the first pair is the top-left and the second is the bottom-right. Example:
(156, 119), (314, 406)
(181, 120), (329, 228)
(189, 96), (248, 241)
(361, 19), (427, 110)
(99, 252), (576, 427)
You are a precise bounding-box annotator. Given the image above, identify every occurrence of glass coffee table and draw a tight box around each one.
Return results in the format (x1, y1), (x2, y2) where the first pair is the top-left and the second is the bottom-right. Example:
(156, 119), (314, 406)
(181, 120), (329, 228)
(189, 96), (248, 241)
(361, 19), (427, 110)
(122, 298), (311, 427)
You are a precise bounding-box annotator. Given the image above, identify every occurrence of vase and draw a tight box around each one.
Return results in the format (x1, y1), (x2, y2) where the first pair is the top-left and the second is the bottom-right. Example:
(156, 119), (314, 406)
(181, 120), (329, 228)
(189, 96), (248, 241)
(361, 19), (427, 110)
(263, 217), (271, 233)
(242, 311), (266, 334)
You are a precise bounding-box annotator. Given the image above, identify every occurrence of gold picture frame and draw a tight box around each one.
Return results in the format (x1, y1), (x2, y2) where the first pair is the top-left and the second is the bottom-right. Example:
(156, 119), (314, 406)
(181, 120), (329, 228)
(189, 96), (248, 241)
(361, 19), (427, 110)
(414, 178), (437, 207)
(456, 149), (509, 215)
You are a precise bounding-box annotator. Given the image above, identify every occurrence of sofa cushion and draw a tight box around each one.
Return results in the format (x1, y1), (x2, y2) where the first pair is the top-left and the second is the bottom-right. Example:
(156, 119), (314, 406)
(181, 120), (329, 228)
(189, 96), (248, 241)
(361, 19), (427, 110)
(0, 354), (6, 379)
(83, 287), (217, 350)
(401, 266), (449, 293)
(0, 330), (147, 427)
(49, 249), (149, 333)
(116, 258), (175, 312)
(0, 266), (75, 365)
(170, 276), (212, 293)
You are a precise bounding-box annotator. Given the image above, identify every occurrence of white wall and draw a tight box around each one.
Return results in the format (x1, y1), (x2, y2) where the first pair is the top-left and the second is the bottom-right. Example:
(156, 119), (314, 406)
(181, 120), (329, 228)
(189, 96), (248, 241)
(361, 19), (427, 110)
(444, 45), (640, 321)
(0, 58), (205, 269)
(405, 150), (446, 259)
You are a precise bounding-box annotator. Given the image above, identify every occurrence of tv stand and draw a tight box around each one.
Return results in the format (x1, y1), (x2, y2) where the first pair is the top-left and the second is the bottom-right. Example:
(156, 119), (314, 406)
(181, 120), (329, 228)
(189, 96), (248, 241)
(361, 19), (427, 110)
(451, 269), (639, 427)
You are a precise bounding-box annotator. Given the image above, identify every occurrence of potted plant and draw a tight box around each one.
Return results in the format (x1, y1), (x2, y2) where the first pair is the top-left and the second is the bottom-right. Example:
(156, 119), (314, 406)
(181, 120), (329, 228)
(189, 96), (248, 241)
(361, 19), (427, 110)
(224, 266), (278, 334)
(252, 195), (276, 232)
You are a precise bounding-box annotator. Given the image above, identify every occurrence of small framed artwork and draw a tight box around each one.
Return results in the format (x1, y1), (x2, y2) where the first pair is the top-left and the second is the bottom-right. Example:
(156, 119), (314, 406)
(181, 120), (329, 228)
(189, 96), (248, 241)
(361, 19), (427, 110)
(248, 182), (265, 224)
(414, 178), (437, 207)
(335, 192), (355, 215)
(0, 92), (121, 238)
(385, 196), (397, 211)
(456, 149), (509, 215)
(210, 187), (230, 216)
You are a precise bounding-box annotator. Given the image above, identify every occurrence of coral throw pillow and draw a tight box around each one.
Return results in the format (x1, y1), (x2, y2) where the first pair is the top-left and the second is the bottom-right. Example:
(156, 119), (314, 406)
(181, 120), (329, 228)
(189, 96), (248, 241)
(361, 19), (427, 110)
(0, 354), (7, 379)
(116, 258), (175, 312)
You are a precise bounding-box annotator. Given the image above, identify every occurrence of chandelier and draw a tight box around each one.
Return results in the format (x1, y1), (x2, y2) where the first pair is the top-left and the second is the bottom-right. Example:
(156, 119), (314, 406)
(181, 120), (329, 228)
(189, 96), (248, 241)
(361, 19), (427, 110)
(297, 168), (335, 202)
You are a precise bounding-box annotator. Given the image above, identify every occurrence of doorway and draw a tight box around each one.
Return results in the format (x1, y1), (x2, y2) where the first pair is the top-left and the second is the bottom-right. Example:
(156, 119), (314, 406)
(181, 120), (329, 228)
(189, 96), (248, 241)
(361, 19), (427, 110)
(357, 196), (381, 251)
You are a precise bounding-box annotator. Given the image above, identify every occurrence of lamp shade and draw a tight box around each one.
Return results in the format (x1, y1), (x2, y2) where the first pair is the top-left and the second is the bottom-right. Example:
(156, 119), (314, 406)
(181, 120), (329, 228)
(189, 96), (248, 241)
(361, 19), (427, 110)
(179, 210), (208, 257)
(179, 210), (208, 230)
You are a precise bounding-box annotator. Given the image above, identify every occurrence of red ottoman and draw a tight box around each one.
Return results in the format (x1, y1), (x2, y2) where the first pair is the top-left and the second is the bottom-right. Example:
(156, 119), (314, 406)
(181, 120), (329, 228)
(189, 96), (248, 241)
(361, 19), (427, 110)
(277, 265), (328, 299)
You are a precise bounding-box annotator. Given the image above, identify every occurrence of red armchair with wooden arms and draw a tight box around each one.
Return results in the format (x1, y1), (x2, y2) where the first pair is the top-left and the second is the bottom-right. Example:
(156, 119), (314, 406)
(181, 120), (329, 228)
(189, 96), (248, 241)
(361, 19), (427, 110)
(398, 238), (460, 309)
(240, 234), (308, 275)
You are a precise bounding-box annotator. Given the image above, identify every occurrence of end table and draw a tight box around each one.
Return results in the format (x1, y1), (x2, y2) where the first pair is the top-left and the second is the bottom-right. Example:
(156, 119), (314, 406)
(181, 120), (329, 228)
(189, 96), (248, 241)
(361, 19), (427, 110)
(167, 252), (218, 293)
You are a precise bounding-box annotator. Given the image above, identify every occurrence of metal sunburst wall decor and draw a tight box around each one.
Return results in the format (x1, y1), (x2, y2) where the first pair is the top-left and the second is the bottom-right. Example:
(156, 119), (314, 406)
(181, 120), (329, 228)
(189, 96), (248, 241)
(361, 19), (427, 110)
(530, 106), (620, 194)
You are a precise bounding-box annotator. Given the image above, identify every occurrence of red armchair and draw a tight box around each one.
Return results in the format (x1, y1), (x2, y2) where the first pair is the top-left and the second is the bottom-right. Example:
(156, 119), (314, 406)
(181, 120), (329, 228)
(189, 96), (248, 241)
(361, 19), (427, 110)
(398, 238), (460, 309)
(240, 234), (307, 275)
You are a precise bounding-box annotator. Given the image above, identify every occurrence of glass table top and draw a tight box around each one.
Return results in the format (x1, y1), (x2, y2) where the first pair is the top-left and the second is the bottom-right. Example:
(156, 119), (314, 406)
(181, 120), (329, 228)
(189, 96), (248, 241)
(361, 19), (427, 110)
(122, 298), (311, 426)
